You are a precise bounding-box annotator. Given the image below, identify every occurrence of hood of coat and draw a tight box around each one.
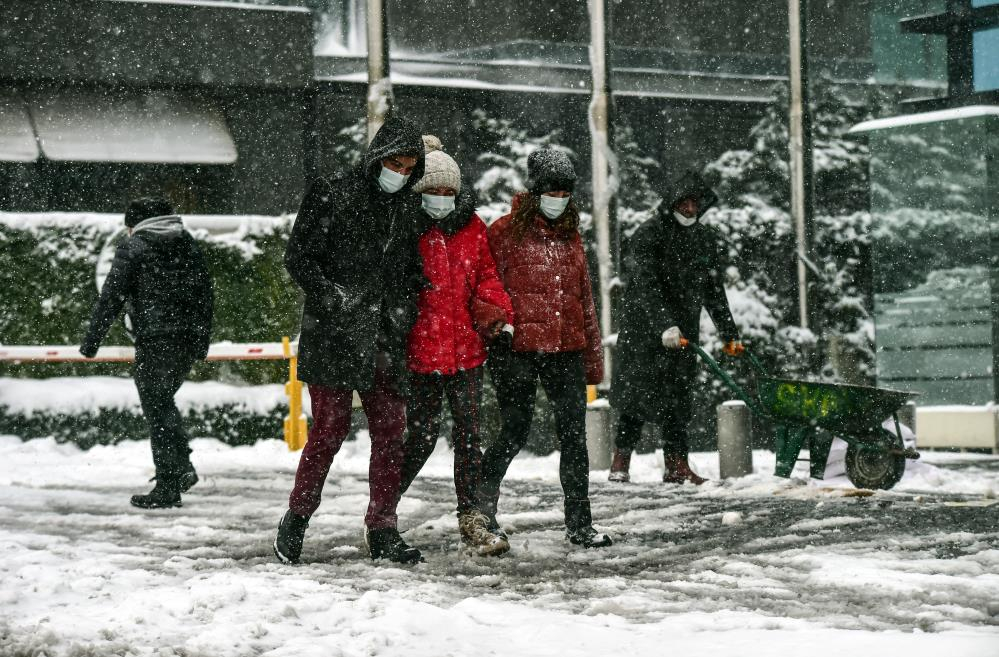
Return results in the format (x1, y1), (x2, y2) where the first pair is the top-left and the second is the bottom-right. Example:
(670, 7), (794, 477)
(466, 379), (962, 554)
(659, 170), (719, 225)
(363, 116), (426, 195)
(426, 187), (478, 236)
(130, 214), (185, 241)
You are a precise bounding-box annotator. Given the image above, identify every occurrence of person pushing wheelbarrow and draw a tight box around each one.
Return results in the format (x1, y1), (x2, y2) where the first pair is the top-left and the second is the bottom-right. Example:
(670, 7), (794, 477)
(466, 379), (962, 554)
(610, 170), (744, 485)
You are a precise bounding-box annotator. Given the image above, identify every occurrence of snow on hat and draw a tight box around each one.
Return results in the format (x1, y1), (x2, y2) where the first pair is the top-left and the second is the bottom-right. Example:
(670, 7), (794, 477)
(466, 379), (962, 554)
(411, 135), (462, 194)
(527, 147), (576, 195)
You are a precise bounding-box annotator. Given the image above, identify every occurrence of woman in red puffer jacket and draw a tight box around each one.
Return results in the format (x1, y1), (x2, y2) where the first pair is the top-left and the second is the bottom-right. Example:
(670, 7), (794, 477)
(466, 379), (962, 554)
(478, 147), (612, 549)
(397, 136), (513, 557)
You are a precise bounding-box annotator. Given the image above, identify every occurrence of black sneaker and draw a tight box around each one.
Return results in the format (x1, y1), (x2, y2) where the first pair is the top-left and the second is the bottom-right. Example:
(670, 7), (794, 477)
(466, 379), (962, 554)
(130, 481), (182, 509)
(566, 525), (613, 548)
(564, 498), (612, 548)
(273, 510), (310, 564)
(365, 527), (423, 564)
(485, 514), (508, 541)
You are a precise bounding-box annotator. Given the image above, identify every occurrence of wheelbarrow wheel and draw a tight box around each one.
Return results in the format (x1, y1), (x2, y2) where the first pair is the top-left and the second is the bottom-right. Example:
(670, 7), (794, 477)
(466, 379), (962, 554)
(845, 433), (905, 490)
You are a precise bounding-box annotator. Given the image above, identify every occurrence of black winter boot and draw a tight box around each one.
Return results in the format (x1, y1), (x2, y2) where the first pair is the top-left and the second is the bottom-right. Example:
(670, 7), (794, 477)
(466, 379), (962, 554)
(365, 527), (423, 564)
(149, 462), (199, 493)
(130, 479), (182, 509)
(178, 462), (199, 492)
(273, 510), (310, 564)
(564, 498), (613, 548)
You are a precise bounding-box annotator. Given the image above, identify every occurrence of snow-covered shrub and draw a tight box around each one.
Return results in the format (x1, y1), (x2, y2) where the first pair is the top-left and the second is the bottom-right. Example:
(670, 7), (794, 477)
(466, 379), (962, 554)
(0, 377), (359, 448)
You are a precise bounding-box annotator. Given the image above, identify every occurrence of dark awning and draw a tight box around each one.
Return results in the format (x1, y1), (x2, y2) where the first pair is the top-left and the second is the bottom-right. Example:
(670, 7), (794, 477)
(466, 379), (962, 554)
(0, 90), (40, 162)
(28, 88), (237, 164)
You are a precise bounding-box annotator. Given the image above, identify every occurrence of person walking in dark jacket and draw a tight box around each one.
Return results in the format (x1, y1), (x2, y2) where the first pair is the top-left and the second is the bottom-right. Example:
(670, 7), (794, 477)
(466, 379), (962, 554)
(396, 136), (514, 557)
(609, 171), (743, 485)
(80, 197), (214, 509)
(479, 148), (612, 549)
(274, 116), (428, 565)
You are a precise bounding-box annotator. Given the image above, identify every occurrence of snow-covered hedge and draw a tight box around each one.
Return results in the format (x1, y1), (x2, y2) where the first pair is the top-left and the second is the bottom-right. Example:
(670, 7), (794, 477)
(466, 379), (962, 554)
(0, 375), (566, 455)
(0, 213), (301, 385)
(0, 377), (295, 448)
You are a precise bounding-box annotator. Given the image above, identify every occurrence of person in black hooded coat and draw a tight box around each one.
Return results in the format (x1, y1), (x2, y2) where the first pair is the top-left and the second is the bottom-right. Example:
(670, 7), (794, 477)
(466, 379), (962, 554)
(80, 197), (214, 510)
(609, 171), (743, 485)
(275, 116), (429, 566)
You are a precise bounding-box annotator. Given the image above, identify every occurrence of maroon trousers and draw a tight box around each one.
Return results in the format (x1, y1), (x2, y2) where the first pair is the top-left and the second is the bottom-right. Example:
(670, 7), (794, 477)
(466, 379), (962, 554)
(288, 369), (406, 529)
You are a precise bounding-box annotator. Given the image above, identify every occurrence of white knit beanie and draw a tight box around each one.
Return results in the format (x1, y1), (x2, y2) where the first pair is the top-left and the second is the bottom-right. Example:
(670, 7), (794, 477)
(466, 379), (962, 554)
(411, 135), (461, 194)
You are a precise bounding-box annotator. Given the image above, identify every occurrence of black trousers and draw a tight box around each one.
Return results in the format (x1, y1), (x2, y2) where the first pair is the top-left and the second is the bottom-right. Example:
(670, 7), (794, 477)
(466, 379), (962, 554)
(615, 412), (690, 457)
(134, 338), (198, 484)
(479, 349), (589, 519)
(399, 367), (484, 513)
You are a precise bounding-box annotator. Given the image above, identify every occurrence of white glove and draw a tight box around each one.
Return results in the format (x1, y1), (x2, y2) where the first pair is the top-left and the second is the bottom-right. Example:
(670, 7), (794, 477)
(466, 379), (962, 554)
(661, 326), (683, 349)
(502, 323), (514, 336)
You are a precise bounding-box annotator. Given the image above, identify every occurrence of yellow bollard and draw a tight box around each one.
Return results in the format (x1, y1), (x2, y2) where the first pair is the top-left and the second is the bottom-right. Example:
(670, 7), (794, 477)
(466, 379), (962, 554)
(283, 336), (308, 451)
(586, 385), (598, 404)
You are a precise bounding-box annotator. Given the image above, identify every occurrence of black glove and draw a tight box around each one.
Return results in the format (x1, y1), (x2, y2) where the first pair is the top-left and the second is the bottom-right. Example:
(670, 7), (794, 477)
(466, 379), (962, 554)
(491, 328), (512, 352)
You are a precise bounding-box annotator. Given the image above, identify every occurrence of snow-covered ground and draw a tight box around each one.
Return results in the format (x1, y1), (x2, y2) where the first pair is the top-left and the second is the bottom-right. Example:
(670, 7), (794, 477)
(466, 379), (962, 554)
(1, 433), (997, 656)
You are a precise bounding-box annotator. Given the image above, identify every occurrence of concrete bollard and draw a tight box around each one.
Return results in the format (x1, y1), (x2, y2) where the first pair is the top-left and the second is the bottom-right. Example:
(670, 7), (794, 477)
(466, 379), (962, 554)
(585, 400), (613, 471)
(896, 400), (917, 434)
(717, 401), (753, 478)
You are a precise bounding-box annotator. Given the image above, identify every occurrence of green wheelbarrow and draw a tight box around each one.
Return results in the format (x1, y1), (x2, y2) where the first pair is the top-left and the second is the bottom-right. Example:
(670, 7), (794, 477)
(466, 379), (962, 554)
(681, 339), (920, 490)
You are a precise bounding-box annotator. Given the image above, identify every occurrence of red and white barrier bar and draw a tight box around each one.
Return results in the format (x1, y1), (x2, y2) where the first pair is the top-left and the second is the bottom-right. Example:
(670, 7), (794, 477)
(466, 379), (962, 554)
(0, 341), (297, 364)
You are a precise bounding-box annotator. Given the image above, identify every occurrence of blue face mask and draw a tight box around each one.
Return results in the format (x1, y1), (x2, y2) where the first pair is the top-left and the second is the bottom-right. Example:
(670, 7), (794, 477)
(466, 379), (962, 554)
(422, 193), (456, 220)
(539, 194), (570, 220)
(378, 166), (410, 194)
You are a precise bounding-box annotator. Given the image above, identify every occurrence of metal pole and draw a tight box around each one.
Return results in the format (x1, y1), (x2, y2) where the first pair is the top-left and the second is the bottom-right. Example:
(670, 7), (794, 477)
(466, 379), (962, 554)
(589, 0), (616, 385)
(788, 0), (814, 329)
(366, 0), (392, 143)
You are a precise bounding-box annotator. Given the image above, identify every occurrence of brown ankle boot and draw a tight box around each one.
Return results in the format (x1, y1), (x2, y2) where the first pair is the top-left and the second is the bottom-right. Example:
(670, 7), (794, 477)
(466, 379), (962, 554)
(663, 453), (707, 485)
(608, 449), (632, 482)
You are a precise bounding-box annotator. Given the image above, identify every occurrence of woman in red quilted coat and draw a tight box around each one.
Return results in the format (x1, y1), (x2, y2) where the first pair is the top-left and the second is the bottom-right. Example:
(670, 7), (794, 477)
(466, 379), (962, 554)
(479, 147), (613, 549)
(397, 137), (513, 556)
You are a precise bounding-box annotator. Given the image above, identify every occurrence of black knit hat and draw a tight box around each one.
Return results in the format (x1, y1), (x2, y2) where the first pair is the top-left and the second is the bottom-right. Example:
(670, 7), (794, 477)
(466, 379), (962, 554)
(125, 197), (175, 228)
(527, 148), (576, 195)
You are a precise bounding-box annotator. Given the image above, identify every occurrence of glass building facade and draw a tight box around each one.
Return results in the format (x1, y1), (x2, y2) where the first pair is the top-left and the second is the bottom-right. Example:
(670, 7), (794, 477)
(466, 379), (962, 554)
(854, 110), (999, 404)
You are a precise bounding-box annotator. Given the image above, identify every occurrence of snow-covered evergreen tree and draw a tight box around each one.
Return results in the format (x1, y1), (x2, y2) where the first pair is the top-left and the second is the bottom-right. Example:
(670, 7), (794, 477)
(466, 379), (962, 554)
(697, 78), (896, 393)
(329, 116), (367, 173)
(614, 121), (663, 238)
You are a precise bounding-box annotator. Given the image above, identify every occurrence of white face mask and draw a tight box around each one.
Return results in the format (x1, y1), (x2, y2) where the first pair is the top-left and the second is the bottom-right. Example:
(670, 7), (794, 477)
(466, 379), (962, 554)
(378, 166), (410, 194)
(539, 194), (570, 220)
(422, 193), (456, 220)
(673, 210), (697, 227)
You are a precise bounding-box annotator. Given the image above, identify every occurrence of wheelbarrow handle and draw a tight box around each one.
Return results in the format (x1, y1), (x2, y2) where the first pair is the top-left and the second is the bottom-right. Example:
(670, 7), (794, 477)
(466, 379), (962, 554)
(678, 338), (767, 373)
(678, 338), (766, 417)
(744, 348), (768, 377)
